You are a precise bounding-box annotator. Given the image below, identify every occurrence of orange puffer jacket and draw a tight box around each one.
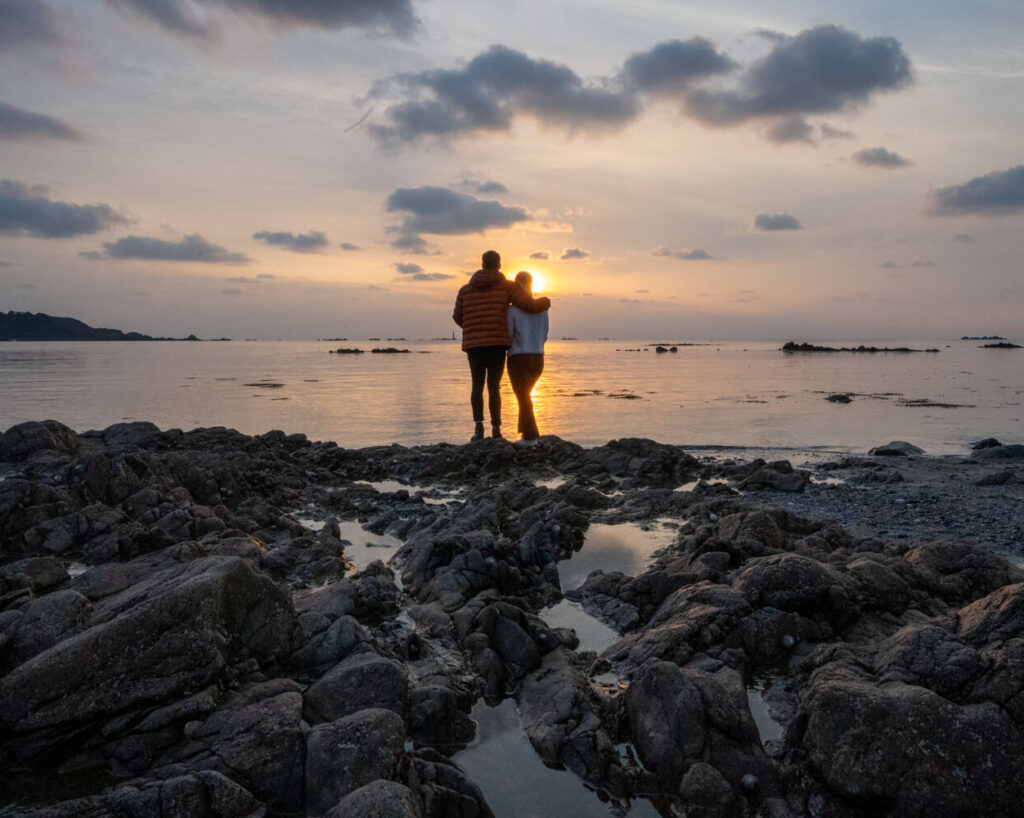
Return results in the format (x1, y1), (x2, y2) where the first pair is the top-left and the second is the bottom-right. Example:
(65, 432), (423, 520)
(453, 269), (551, 351)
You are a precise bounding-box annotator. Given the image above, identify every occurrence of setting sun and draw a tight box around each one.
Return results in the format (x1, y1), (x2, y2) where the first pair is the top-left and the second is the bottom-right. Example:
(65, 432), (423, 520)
(529, 273), (547, 293)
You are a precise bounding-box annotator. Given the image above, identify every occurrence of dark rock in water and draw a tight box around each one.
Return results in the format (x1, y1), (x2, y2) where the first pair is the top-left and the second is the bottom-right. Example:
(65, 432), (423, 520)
(324, 780), (422, 818)
(782, 341), (936, 353)
(868, 440), (924, 456)
(0, 420), (78, 461)
(331, 347), (365, 354)
(655, 346), (668, 353)
(981, 342), (1022, 348)
(971, 437), (1002, 450)
(825, 393), (852, 403)
(974, 444), (1024, 461)
(372, 347), (411, 354)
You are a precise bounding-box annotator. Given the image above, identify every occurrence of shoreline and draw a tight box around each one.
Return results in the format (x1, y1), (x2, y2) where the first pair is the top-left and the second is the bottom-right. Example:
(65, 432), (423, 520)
(1, 420), (1023, 817)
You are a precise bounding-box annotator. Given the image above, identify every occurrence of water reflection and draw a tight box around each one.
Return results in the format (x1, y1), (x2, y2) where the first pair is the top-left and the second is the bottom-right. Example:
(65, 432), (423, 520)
(559, 522), (679, 591)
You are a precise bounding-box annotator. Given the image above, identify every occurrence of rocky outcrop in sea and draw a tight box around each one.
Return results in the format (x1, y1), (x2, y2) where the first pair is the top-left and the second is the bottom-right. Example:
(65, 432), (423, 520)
(1, 420), (1023, 817)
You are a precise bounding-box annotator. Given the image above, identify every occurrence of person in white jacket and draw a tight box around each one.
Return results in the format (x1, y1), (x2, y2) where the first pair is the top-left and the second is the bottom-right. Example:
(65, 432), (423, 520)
(506, 271), (550, 444)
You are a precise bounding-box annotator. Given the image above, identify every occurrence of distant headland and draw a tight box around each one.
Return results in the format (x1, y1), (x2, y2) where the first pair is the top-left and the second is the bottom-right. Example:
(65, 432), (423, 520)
(0, 311), (210, 342)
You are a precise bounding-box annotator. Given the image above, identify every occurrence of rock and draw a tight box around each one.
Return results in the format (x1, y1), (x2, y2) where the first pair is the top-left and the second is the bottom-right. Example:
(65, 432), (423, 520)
(974, 444), (1024, 461)
(10, 589), (93, 664)
(971, 437), (1002, 450)
(306, 709), (406, 815)
(976, 469), (1015, 486)
(304, 651), (409, 723)
(0, 420), (78, 461)
(868, 441), (925, 456)
(0, 557), (296, 747)
(824, 394), (852, 403)
(678, 762), (736, 815)
(0, 556), (69, 594)
(324, 780), (422, 818)
(797, 680), (1024, 815)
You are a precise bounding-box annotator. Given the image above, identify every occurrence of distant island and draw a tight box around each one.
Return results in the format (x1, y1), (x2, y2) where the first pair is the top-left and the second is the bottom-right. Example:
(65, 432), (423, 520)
(962, 335), (1005, 340)
(782, 341), (939, 353)
(0, 311), (204, 342)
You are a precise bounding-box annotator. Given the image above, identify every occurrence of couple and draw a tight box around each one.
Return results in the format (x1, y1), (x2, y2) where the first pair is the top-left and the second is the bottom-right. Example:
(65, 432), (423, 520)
(452, 250), (550, 444)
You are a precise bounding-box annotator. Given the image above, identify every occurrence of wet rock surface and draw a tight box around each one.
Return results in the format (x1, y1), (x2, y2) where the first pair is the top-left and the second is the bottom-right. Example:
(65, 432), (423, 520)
(1, 419), (1023, 817)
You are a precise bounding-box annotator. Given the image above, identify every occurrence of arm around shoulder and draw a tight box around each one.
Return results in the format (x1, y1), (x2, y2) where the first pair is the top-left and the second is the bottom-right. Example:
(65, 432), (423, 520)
(509, 285), (550, 313)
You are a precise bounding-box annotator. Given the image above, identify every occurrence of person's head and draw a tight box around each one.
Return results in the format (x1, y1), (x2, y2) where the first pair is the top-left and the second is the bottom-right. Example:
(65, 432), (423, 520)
(514, 271), (533, 294)
(481, 250), (501, 270)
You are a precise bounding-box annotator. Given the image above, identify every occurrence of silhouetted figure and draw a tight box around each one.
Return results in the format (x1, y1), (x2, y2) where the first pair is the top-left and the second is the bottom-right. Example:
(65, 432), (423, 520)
(453, 251), (550, 441)
(506, 271), (549, 445)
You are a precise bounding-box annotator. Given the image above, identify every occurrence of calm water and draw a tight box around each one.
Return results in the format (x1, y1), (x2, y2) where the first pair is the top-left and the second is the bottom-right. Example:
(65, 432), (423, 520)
(0, 340), (1021, 455)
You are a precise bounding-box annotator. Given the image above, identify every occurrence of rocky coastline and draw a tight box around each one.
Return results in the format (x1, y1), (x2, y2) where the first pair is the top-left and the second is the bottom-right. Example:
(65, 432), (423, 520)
(1, 420), (1023, 817)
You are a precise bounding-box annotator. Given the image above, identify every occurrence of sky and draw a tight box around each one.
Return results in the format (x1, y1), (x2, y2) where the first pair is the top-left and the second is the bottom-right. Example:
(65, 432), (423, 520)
(1, 0), (1022, 340)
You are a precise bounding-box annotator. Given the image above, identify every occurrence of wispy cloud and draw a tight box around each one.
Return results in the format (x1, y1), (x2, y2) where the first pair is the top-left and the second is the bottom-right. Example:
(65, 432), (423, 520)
(928, 165), (1024, 216)
(91, 233), (250, 264)
(340, 242), (362, 251)
(561, 247), (589, 260)
(529, 251), (549, 260)
(852, 146), (910, 167)
(654, 246), (713, 260)
(0, 179), (128, 237)
(0, 101), (82, 141)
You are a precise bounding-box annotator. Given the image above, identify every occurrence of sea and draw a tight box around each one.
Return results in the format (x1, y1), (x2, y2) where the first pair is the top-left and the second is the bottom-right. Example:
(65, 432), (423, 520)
(0, 339), (1020, 457)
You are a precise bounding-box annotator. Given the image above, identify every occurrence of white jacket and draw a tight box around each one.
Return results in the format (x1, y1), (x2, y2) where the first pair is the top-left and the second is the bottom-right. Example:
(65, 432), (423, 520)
(507, 305), (549, 355)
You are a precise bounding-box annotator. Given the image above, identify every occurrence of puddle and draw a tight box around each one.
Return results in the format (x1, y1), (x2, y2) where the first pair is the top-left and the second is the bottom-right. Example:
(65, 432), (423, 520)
(746, 682), (785, 744)
(356, 479), (459, 506)
(811, 476), (847, 486)
(535, 476), (568, 491)
(66, 562), (88, 578)
(675, 477), (732, 492)
(559, 522), (679, 591)
(296, 515), (403, 572)
(453, 699), (659, 818)
(540, 599), (620, 655)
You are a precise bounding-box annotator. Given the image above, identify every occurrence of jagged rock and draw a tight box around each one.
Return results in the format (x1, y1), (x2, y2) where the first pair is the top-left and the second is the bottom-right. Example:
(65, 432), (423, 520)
(324, 780), (422, 818)
(868, 441), (924, 456)
(306, 709), (406, 815)
(304, 651), (409, 724)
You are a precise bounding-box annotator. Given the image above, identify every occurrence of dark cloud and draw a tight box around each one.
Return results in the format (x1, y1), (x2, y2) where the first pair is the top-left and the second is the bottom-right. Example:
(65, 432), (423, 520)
(654, 246), (712, 260)
(340, 242), (362, 251)
(367, 44), (640, 146)
(953, 233), (975, 243)
(0, 101), (83, 141)
(0, 0), (62, 53)
(928, 165), (1024, 216)
(687, 25), (911, 126)
(529, 251), (549, 260)
(106, 0), (417, 40)
(561, 248), (588, 260)
(98, 233), (250, 264)
(766, 114), (814, 144)
(620, 37), (736, 96)
(820, 123), (854, 140)
(853, 146), (910, 167)
(386, 185), (530, 251)
(0, 179), (128, 237)
(395, 262), (423, 274)
(253, 229), (328, 253)
(754, 212), (802, 231)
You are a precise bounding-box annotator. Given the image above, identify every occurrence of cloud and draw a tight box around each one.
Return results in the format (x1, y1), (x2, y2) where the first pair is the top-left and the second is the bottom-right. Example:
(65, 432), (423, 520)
(97, 233), (250, 263)
(0, 259), (14, 267)
(852, 146), (910, 167)
(458, 178), (508, 195)
(754, 212), (802, 231)
(654, 246), (713, 260)
(953, 233), (975, 243)
(221, 287), (244, 295)
(225, 275), (262, 283)
(765, 114), (814, 144)
(395, 262), (423, 274)
(253, 229), (328, 253)
(106, 0), (417, 40)
(911, 259), (934, 268)
(0, 179), (129, 237)
(407, 272), (453, 281)
(366, 44), (641, 146)
(0, 0), (62, 54)
(386, 185), (530, 250)
(561, 247), (588, 260)
(257, 272), (276, 279)
(0, 101), (83, 141)
(820, 123), (854, 140)
(879, 261), (904, 269)
(619, 37), (736, 96)
(529, 251), (549, 260)
(928, 165), (1024, 216)
(687, 25), (911, 127)
(635, 289), (649, 293)
(340, 242), (362, 251)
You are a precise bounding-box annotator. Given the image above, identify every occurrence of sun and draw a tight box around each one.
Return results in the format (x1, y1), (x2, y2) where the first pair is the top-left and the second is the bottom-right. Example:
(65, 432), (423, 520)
(529, 272), (547, 293)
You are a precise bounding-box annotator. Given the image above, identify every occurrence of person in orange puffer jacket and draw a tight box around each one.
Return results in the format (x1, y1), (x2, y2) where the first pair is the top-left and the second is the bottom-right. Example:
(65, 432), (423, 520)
(453, 250), (551, 441)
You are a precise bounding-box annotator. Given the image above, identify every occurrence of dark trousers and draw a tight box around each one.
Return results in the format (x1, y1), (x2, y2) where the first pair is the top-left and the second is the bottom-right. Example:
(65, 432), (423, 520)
(507, 353), (544, 439)
(467, 345), (508, 425)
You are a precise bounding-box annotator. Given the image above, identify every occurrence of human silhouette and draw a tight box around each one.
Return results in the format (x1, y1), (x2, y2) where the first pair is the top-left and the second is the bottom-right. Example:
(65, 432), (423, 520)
(452, 251), (550, 441)
(506, 271), (549, 445)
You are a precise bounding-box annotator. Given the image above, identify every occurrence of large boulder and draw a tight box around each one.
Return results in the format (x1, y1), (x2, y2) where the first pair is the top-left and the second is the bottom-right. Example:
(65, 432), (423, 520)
(304, 652), (409, 724)
(0, 420), (78, 461)
(324, 780), (422, 818)
(0, 557), (296, 748)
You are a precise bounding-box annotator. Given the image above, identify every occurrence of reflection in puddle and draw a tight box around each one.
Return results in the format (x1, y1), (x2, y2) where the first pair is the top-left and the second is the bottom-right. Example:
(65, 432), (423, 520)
(356, 479), (459, 506)
(559, 522), (678, 591)
(66, 562), (87, 578)
(540, 599), (620, 654)
(811, 476), (847, 486)
(535, 476), (568, 491)
(453, 699), (659, 818)
(297, 515), (403, 572)
(746, 682), (785, 744)
(675, 477), (732, 492)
